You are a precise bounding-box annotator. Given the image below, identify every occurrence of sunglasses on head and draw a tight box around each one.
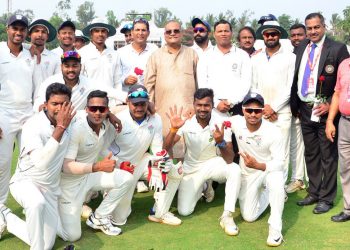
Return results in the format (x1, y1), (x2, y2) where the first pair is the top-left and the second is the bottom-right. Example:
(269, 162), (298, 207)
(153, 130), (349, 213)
(263, 31), (280, 38)
(128, 90), (149, 99)
(133, 17), (149, 25)
(165, 29), (181, 35)
(193, 27), (206, 33)
(243, 107), (264, 114)
(87, 106), (108, 113)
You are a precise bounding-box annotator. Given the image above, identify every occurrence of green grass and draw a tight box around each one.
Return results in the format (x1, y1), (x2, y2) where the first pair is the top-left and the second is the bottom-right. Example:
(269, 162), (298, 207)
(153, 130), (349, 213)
(1, 146), (350, 249)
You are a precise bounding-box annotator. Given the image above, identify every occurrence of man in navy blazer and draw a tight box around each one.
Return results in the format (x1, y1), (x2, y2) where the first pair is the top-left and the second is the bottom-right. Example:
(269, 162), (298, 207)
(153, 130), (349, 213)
(290, 12), (349, 214)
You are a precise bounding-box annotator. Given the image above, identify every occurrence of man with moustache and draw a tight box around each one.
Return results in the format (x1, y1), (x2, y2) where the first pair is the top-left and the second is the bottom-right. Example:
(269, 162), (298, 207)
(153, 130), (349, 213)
(251, 21), (295, 185)
(0, 14), (34, 207)
(290, 13), (349, 214)
(191, 18), (213, 57)
(52, 21), (76, 55)
(237, 26), (257, 57)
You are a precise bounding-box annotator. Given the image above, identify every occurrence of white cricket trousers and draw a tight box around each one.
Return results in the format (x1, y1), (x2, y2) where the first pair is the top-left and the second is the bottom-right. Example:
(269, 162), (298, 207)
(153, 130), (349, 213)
(111, 153), (182, 223)
(290, 116), (308, 182)
(58, 169), (133, 242)
(239, 170), (285, 232)
(8, 180), (59, 250)
(0, 107), (32, 205)
(177, 157), (241, 216)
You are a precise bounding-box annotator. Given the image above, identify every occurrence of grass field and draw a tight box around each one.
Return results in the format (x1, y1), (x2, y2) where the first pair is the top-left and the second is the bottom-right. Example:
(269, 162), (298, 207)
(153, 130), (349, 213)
(1, 146), (350, 249)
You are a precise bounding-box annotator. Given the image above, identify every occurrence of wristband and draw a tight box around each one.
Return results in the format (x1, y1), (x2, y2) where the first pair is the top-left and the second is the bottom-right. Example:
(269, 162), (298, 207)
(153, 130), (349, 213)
(56, 124), (66, 130)
(170, 127), (178, 133)
(215, 140), (227, 148)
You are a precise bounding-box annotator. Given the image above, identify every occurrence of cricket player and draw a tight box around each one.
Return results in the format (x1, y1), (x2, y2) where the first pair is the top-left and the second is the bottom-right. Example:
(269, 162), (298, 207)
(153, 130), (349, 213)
(231, 92), (285, 247)
(0, 83), (75, 250)
(0, 14), (34, 206)
(58, 90), (133, 241)
(163, 88), (241, 236)
(109, 84), (183, 226)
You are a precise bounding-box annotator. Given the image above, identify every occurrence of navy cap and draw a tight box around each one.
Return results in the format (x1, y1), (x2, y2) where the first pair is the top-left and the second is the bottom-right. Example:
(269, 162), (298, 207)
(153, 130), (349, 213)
(7, 14), (29, 27)
(242, 92), (264, 106)
(58, 20), (76, 32)
(120, 23), (133, 34)
(258, 14), (277, 25)
(192, 18), (211, 32)
(127, 84), (149, 103)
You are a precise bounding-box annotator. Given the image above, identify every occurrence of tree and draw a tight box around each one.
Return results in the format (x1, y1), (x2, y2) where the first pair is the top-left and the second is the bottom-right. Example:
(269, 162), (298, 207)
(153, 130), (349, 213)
(76, 1), (95, 27)
(339, 6), (350, 43)
(278, 14), (293, 31)
(154, 7), (174, 28)
(250, 19), (259, 31)
(330, 13), (341, 37)
(236, 10), (253, 30)
(106, 10), (120, 28)
(56, 0), (71, 20)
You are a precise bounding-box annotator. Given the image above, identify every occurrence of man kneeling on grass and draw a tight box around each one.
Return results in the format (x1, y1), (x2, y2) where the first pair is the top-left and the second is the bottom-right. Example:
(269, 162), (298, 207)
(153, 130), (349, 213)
(230, 92), (285, 247)
(164, 88), (241, 236)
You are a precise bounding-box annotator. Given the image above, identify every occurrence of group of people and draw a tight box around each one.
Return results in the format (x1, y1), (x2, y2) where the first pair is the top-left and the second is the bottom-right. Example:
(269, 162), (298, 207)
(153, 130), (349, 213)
(0, 9), (349, 249)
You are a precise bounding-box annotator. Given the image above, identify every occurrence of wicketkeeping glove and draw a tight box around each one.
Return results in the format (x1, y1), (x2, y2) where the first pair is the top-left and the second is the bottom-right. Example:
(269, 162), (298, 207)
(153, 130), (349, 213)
(119, 161), (135, 174)
(148, 160), (168, 191)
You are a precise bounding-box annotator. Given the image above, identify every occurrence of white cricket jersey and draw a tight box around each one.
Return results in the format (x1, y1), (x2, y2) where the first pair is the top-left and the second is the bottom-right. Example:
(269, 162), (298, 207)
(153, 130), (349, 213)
(11, 111), (70, 195)
(177, 111), (232, 174)
(116, 43), (158, 99)
(191, 41), (213, 58)
(197, 45), (252, 107)
(0, 42), (34, 110)
(32, 48), (61, 98)
(112, 109), (163, 164)
(230, 115), (284, 176)
(63, 114), (116, 183)
(251, 46), (295, 114)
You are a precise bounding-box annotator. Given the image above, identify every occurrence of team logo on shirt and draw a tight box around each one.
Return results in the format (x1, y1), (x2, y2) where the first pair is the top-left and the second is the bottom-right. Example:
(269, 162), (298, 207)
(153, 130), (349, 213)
(325, 65), (334, 74)
(44, 61), (50, 70)
(25, 58), (32, 66)
(80, 87), (85, 95)
(232, 63), (238, 72)
(245, 135), (262, 146)
(148, 124), (154, 132)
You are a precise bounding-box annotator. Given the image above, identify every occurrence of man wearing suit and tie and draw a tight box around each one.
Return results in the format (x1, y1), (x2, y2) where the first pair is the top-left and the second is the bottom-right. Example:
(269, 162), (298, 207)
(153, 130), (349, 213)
(290, 12), (349, 214)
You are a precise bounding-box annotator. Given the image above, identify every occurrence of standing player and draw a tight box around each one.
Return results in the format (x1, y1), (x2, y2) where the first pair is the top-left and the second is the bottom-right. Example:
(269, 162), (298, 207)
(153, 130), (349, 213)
(0, 83), (75, 249)
(51, 21), (76, 55)
(163, 88), (241, 236)
(231, 92), (285, 247)
(59, 90), (133, 241)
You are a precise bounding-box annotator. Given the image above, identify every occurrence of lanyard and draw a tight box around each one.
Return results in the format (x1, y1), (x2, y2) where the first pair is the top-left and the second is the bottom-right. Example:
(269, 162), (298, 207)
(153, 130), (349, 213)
(307, 43), (323, 72)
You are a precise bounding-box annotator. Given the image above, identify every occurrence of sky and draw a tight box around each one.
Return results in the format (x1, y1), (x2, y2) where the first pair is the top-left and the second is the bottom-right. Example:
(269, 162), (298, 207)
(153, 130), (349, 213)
(1, 0), (349, 26)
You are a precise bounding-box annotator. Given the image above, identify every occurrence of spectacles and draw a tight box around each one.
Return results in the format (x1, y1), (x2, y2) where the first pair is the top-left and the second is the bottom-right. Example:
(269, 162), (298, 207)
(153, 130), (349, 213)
(243, 107), (264, 114)
(128, 90), (149, 99)
(193, 27), (206, 33)
(87, 106), (108, 113)
(263, 31), (280, 38)
(165, 29), (181, 35)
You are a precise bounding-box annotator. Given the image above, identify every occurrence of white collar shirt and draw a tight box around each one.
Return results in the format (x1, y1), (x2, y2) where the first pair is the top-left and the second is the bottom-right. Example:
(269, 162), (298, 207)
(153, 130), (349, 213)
(192, 41), (213, 58)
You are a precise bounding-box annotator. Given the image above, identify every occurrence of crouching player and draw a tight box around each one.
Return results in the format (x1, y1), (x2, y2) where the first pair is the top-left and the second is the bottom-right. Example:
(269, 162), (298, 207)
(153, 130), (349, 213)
(108, 85), (183, 226)
(0, 83), (75, 249)
(231, 93), (285, 247)
(58, 90), (133, 241)
(163, 88), (241, 236)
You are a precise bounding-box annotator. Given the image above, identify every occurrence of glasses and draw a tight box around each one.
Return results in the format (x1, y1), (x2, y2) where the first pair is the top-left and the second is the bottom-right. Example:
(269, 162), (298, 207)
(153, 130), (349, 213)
(263, 31), (280, 38)
(165, 29), (181, 35)
(193, 27), (206, 33)
(128, 90), (149, 99)
(243, 107), (264, 114)
(87, 106), (108, 113)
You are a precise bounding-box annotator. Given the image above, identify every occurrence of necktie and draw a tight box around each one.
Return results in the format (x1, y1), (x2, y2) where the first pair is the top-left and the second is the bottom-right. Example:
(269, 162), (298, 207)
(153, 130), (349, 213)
(301, 43), (317, 97)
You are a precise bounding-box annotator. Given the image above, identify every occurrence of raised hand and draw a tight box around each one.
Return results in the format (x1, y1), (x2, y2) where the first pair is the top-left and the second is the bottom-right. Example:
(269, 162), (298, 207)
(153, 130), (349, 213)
(108, 113), (122, 133)
(94, 152), (116, 173)
(166, 105), (189, 129)
(56, 102), (76, 129)
(213, 123), (225, 144)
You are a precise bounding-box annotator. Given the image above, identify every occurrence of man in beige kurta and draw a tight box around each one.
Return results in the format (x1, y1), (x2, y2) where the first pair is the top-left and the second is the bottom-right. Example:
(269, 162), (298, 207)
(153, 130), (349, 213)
(144, 21), (198, 157)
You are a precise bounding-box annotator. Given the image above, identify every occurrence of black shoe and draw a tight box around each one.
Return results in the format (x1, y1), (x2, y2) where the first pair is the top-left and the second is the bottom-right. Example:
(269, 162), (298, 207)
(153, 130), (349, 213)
(313, 201), (333, 214)
(297, 195), (318, 206)
(331, 212), (350, 222)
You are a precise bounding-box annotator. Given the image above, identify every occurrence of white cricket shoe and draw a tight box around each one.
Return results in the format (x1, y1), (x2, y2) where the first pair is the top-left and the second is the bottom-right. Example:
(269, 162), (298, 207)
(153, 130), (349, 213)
(266, 226), (283, 247)
(219, 212), (239, 236)
(203, 181), (215, 203)
(136, 181), (149, 193)
(86, 212), (122, 236)
(148, 211), (182, 226)
(285, 180), (306, 193)
(0, 205), (10, 240)
(81, 204), (92, 219)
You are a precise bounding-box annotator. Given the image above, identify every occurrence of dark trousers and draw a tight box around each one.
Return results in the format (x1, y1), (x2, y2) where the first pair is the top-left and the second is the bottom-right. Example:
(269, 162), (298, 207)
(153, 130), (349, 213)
(299, 102), (339, 203)
(229, 102), (243, 164)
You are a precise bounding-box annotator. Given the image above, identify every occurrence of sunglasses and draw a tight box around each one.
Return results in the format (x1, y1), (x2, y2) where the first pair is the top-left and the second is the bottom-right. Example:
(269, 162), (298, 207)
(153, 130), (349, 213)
(243, 107), (264, 114)
(193, 27), (206, 33)
(87, 106), (108, 113)
(165, 29), (181, 35)
(263, 31), (280, 38)
(128, 90), (149, 99)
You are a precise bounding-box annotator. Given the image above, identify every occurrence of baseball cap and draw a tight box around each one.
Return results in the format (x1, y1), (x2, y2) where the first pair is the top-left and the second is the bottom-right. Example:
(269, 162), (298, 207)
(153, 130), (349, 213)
(120, 23), (133, 34)
(192, 18), (211, 32)
(258, 14), (277, 25)
(7, 14), (29, 27)
(61, 51), (81, 63)
(242, 92), (264, 106)
(58, 20), (76, 32)
(127, 84), (149, 103)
